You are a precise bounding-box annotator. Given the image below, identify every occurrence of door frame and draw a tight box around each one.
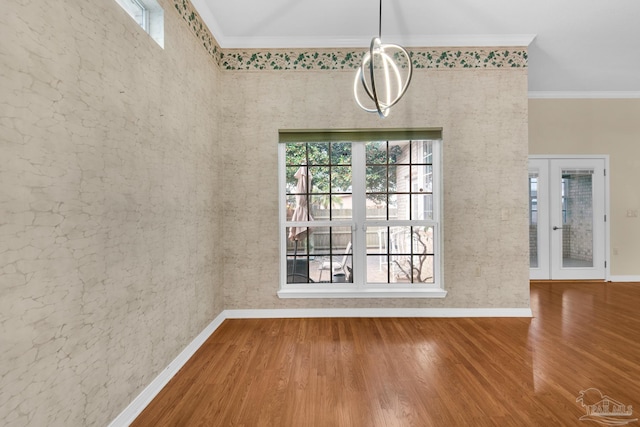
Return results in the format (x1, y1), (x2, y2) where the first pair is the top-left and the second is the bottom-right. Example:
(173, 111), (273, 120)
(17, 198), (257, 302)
(529, 155), (610, 281)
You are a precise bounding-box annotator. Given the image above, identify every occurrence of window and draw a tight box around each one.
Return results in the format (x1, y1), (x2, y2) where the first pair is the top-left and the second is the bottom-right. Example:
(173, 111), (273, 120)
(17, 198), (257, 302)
(529, 175), (538, 225)
(114, 0), (164, 48)
(279, 130), (445, 298)
(117, 0), (148, 31)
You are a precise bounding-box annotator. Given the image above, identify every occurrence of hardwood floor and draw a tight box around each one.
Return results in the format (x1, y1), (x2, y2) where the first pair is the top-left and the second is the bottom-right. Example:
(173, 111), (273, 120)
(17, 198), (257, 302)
(132, 282), (640, 426)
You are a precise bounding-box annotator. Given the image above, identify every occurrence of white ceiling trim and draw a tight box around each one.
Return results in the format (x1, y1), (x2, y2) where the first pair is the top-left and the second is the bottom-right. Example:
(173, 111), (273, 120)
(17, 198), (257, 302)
(189, 0), (224, 44)
(189, 0), (640, 92)
(212, 34), (536, 50)
(186, 1), (535, 50)
(529, 91), (640, 99)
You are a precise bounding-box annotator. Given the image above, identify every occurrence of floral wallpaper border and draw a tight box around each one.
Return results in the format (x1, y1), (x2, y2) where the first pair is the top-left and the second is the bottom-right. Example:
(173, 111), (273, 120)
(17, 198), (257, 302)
(219, 49), (527, 71)
(173, 0), (223, 64)
(173, 0), (528, 71)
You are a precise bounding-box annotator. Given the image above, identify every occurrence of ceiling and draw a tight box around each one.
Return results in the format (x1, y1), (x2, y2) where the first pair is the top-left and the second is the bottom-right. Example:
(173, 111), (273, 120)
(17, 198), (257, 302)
(190, 0), (640, 97)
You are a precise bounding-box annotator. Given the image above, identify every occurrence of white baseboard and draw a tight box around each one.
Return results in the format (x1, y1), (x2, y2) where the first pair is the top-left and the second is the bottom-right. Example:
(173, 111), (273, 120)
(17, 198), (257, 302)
(225, 307), (533, 319)
(609, 275), (640, 282)
(108, 311), (226, 427)
(109, 305), (531, 425)
(528, 91), (640, 99)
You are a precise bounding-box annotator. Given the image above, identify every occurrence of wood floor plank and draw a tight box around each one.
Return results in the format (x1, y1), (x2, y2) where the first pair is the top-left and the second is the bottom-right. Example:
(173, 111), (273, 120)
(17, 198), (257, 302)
(132, 282), (640, 426)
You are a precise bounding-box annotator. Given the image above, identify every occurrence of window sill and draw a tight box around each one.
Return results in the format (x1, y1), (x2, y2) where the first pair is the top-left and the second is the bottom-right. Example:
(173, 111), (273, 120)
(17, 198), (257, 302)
(277, 286), (447, 299)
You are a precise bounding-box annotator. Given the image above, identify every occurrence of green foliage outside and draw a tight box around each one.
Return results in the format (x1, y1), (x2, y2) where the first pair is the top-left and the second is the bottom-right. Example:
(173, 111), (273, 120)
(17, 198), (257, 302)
(285, 141), (402, 207)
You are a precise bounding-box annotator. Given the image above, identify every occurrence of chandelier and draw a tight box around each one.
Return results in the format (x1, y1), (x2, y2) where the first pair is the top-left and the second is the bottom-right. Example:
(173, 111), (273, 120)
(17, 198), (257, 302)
(353, 0), (413, 118)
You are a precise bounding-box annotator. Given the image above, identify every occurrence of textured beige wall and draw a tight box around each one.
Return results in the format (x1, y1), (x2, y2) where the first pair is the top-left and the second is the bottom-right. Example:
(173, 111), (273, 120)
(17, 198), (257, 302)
(0, 0), (532, 423)
(529, 99), (640, 276)
(221, 68), (530, 309)
(0, 0), (223, 425)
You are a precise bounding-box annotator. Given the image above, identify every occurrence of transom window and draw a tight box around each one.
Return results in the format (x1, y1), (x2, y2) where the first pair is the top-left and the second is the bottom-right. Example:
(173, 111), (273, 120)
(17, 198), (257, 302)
(278, 130), (445, 298)
(117, 0), (148, 31)
(114, 0), (164, 48)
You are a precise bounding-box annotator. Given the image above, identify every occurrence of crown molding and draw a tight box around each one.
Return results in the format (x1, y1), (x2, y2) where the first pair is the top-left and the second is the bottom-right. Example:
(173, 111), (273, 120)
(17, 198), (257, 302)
(182, 0), (535, 49)
(184, 0), (535, 49)
(176, 0), (528, 71)
(529, 91), (640, 99)
(188, 0), (224, 42)
(217, 34), (536, 49)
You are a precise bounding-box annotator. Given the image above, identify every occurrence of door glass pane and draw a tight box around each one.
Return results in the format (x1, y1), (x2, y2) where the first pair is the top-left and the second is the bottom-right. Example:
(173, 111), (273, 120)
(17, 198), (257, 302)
(529, 173), (538, 268)
(561, 169), (594, 268)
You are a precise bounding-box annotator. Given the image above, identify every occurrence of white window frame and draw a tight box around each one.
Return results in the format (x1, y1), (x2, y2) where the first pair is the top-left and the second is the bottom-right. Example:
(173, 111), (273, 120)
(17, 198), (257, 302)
(114, 0), (164, 48)
(277, 136), (445, 299)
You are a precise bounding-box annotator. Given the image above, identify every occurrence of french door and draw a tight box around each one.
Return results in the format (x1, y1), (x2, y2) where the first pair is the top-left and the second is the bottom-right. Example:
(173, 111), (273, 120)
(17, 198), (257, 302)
(529, 157), (608, 280)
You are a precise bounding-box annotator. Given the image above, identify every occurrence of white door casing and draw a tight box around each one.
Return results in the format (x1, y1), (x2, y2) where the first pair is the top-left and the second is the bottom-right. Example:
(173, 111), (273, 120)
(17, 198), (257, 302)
(529, 156), (608, 280)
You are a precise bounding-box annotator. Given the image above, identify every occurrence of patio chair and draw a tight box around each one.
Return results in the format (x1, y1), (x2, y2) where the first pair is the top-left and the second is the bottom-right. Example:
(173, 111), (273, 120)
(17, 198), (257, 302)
(318, 242), (352, 282)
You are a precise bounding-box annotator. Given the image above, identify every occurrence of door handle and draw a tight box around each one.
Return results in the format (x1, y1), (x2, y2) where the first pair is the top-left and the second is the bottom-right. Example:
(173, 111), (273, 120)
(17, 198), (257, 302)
(552, 226), (563, 230)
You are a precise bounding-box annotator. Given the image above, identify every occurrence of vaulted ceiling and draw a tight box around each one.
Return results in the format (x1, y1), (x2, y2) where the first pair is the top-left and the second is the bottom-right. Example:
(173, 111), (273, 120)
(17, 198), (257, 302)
(190, 0), (640, 97)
